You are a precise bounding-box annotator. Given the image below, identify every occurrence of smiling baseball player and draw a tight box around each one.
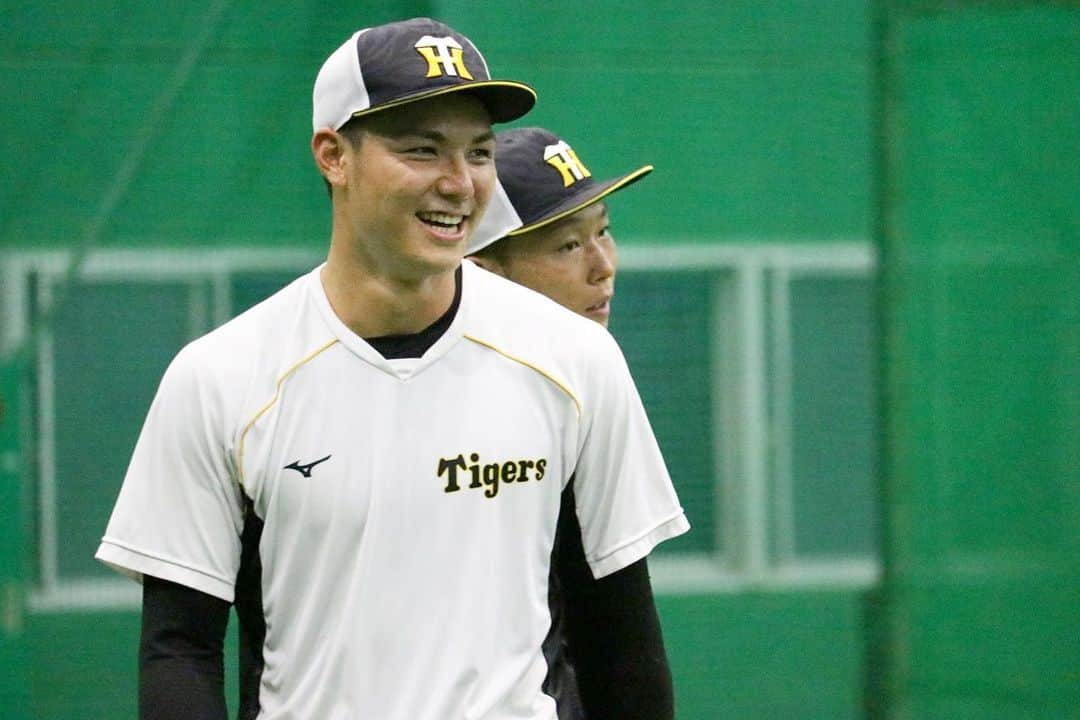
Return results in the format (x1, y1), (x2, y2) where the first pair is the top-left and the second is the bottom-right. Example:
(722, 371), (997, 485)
(96, 17), (688, 720)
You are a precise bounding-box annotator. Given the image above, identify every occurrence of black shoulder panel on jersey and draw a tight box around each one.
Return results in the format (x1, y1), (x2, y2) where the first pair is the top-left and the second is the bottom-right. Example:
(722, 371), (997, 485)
(234, 497), (267, 720)
(544, 482), (587, 719)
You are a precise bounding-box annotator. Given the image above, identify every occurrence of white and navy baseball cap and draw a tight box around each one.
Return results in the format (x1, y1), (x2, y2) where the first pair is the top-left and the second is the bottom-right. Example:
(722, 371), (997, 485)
(469, 127), (653, 252)
(312, 17), (537, 132)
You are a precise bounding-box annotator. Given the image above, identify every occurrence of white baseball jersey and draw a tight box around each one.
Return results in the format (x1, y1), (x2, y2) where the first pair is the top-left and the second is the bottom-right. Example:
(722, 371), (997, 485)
(96, 260), (689, 720)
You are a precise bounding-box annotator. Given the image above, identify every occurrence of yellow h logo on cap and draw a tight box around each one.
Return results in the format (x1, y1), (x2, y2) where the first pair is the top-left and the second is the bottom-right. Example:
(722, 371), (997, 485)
(544, 141), (592, 187)
(414, 35), (474, 80)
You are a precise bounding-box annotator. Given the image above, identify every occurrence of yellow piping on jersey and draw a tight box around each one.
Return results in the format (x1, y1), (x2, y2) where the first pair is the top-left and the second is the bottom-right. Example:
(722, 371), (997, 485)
(235, 338), (339, 489)
(463, 334), (582, 417)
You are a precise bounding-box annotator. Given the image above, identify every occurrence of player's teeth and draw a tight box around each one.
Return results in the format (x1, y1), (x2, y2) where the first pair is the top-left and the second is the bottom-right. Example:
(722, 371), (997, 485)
(418, 212), (463, 226)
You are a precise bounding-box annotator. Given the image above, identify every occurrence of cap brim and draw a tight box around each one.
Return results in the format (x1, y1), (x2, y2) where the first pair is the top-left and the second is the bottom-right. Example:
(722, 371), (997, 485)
(348, 81), (536, 124)
(506, 165), (654, 236)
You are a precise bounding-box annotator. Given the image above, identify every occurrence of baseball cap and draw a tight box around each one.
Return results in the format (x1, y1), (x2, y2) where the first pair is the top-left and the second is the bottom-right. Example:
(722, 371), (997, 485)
(470, 127), (653, 252)
(312, 17), (536, 131)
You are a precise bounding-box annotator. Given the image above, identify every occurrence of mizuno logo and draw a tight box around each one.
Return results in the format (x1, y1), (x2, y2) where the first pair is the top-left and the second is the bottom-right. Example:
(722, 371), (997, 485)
(284, 454), (331, 478)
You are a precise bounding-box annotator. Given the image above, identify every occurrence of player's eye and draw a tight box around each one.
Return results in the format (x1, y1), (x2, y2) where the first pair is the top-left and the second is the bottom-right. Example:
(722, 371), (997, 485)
(558, 240), (582, 253)
(469, 146), (494, 161)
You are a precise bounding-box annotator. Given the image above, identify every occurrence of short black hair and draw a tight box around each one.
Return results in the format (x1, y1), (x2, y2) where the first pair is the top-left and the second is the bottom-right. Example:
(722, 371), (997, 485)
(469, 236), (510, 260)
(338, 115), (368, 145)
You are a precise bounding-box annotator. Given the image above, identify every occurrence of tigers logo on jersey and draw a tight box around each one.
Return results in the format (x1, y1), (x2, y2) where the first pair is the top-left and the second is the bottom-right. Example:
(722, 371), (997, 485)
(414, 35), (474, 80)
(439, 452), (547, 498)
(544, 140), (592, 187)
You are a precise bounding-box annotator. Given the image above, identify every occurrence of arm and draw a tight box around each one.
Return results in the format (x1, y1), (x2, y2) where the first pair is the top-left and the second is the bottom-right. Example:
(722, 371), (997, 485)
(140, 575), (230, 720)
(556, 489), (675, 720)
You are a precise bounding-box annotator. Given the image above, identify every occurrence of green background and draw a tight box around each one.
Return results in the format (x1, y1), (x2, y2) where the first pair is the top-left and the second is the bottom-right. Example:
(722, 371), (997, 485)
(2, 1), (1077, 718)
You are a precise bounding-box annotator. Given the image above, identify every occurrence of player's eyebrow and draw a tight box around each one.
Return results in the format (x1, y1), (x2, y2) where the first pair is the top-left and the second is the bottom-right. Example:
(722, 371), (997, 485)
(419, 128), (494, 144)
(382, 128), (495, 145)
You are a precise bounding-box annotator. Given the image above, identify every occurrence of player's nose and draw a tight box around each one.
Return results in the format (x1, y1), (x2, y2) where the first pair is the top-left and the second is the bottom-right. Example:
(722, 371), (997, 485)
(435, 155), (476, 200)
(588, 239), (616, 283)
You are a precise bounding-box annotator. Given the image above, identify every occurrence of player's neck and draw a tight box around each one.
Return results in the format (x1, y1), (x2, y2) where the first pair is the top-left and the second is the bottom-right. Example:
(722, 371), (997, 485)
(320, 253), (458, 339)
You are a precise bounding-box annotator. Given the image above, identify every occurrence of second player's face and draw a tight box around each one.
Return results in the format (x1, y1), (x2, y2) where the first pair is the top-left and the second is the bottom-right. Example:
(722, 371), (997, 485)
(339, 94), (497, 280)
(490, 203), (617, 326)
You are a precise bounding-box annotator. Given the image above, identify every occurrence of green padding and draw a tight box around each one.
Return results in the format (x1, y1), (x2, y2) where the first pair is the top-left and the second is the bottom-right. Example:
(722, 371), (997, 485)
(878, 4), (1080, 718)
(0, 361), (31, 719)
(789, 275), (878, 558)
(51, 282), (192, 580)
(27, 610), (241, 720)
(657, 591), (867, 719)
(612, 270), (716, 554)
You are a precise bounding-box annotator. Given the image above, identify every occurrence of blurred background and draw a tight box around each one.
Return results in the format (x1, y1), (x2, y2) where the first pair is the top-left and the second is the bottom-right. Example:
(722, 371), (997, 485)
(0, 1), (1076, 718)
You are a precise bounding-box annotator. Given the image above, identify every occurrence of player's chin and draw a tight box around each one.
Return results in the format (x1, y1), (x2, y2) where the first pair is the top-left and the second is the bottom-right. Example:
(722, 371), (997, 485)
(407, 242), (466, 276)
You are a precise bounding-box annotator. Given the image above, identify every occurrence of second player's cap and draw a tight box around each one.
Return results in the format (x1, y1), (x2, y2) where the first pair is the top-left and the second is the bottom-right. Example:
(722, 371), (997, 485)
(474, 128), (653, 251)
(312, 17), (536, 131)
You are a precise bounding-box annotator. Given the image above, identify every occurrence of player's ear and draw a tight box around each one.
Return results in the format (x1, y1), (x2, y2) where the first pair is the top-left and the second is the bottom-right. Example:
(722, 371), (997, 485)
(312, 129), (349, 189)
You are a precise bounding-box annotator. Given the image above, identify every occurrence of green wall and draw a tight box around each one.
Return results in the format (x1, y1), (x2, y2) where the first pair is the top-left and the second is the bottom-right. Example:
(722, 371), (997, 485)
(26, 612), (240, 720)
(0, 362), (30, 717)
(660, 592), (868, 718)
(876, 3), (1079, 719)
(439, 0), (873, 242)
(1, 0), (872, 248)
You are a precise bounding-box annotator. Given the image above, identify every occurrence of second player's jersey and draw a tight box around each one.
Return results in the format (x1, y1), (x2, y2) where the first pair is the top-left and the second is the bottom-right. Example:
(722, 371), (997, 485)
(96, 260), (689, 720)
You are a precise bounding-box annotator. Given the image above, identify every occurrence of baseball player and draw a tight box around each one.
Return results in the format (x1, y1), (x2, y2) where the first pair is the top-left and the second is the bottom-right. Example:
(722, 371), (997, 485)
(468, 126), (652, 328)
(468, 127), (654, 719)
(96, 17), (688, 720)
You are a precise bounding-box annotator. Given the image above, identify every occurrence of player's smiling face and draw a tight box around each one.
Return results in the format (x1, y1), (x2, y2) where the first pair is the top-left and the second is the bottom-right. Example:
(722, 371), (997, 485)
(334, 94), (497, 280)
(477, 203), (617, 326)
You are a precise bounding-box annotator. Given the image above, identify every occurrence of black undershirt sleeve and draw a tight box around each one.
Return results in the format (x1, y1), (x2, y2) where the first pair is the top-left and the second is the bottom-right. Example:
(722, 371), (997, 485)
(140, 575), (230, 720)
(555, 486), (676, 720)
